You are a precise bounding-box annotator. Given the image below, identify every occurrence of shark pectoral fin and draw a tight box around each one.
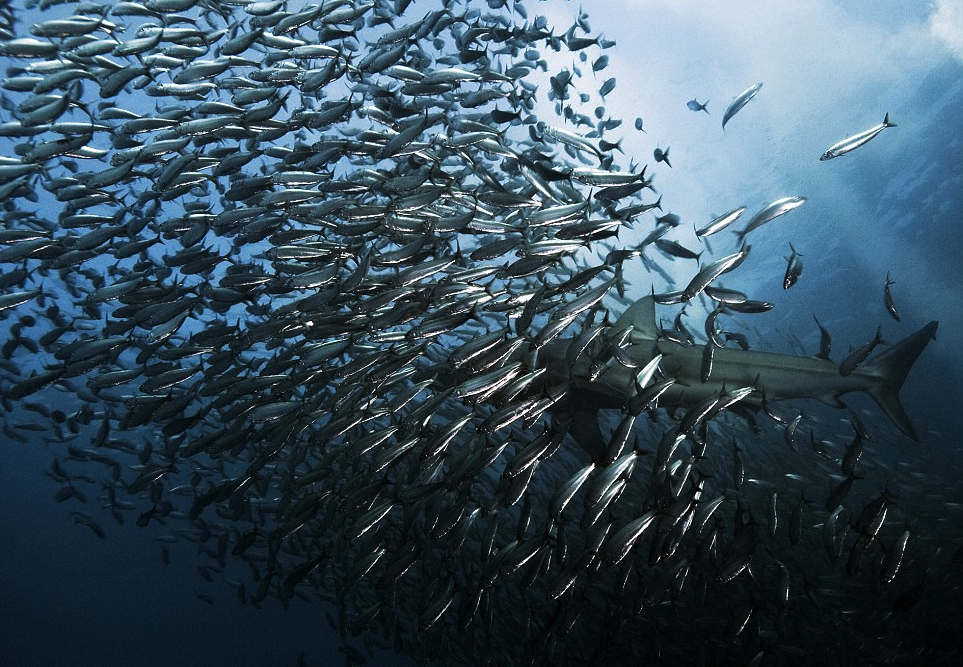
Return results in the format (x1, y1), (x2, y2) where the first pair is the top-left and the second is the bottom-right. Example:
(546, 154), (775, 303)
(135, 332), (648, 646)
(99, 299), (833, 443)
(614, 295), (659, 341)
(863, 320), (938, 442)
(564, 408), (606, 464)
(817, 393), (847, 409)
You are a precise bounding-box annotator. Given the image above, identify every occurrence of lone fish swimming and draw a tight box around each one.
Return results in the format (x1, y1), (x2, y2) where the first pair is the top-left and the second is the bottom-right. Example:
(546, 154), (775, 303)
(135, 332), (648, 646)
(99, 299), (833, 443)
(820, 113), (896, 161)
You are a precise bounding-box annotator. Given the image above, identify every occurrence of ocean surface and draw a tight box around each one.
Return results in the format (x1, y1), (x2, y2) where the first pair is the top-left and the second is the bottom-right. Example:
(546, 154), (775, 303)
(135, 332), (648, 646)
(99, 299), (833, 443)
(1, 1), (961, 666)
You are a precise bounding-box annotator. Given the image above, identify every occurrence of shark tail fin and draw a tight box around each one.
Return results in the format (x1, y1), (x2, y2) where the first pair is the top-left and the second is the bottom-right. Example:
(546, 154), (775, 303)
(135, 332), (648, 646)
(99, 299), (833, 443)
(862, 321), (937, 441)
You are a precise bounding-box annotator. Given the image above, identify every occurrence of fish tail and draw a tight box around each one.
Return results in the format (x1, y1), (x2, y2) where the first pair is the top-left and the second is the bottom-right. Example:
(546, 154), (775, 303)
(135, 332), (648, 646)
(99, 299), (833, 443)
(862, 321), (938, 441)
(883, 113), (896, 127)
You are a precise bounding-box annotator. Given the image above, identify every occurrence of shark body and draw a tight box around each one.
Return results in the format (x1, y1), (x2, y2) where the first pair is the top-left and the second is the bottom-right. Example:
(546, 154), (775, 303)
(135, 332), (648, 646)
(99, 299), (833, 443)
(536, 296), (938, 459)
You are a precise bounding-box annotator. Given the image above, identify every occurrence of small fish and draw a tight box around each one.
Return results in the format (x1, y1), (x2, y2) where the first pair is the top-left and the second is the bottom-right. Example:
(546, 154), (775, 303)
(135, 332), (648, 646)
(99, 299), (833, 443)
(705, 285), (749, 304)
(722, 82), (763, 130)
(687, 98), (709, 113)
(540, 124), (603, 162)
(820, 113), (896, 161)
(841, 431), (863, 476)
(715, 510), (758, 584)
(784, 413), (803, 451)
(768, 492), (779, 538)
(696, 207), (746, 237)
(826, 474), (858, 512)
(884, 272), (901, 322)
(838, 326), (884, 376)
(783, 243), (803, 289)
(71, 511), (106, 539)
(852, 488), (894, 539)
(682, 243), (750, 301)
(700, 342), (714, 382)
(653, 146), (671, 168)
(549, 463), (597, 516)
(879, 523), (910, 585)
(602, 510), (658, 566)
(813, 315), (832, 360)
(788, 494), (805, 545)
(736, 196), (806, 240)
(725, 299), (773, 314)
(655, 238), (700, 261)
(731, 441), (745, 491)
(704, 306), (728, 348)
(824, 505), (846, 560)
(724, 332), (749, 350)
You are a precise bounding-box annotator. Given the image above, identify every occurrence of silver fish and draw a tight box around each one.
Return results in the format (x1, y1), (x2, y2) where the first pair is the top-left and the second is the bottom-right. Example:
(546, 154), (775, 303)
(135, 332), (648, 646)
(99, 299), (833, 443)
(879, 524), (910, 584)
(783, 242), (803, 289)
(736, 195), (806, 240)
(682, 243), (750, 301)
(820, 113), (896, 160)
(884, 271), (901, 321)
(687, 98), (709, 113)
(722, 82), (763, 130)
(696, 206), (746, 237)
(838, 325), (885, 377)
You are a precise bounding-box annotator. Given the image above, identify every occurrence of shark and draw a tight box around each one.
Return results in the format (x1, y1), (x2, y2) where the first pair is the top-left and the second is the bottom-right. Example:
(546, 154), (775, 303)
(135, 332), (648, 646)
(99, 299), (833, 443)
(534, 296), (938, 461)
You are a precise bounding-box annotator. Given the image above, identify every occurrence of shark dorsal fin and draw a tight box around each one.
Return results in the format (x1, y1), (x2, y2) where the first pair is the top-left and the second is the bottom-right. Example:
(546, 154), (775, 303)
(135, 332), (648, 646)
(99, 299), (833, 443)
(614, 295), (658, 340)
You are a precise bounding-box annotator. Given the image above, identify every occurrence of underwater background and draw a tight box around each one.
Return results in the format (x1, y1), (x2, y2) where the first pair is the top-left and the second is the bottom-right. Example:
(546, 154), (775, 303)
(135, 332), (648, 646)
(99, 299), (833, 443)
(1, 1), (961, 666)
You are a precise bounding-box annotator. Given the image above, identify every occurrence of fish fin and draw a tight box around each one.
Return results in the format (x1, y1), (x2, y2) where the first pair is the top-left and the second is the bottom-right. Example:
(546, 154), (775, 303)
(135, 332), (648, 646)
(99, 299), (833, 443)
(862, 321), (938, 442)
(614, 295), (658, 340)
(817, 394), (847, 408)
(564, 408), (606, 463)
(883, 113), (896, 127)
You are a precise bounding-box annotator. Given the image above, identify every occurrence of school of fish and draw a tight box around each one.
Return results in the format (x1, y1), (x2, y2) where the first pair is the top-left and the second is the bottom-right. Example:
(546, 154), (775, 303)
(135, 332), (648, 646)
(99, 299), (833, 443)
(0, 1), (960, 666)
